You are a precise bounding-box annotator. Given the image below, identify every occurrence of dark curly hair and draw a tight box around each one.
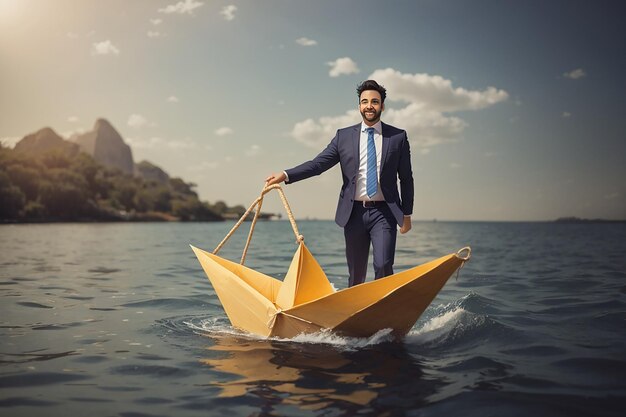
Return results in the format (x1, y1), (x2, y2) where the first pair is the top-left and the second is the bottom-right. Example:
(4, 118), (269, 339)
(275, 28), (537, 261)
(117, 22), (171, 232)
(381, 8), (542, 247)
(356, 80), (387, 103)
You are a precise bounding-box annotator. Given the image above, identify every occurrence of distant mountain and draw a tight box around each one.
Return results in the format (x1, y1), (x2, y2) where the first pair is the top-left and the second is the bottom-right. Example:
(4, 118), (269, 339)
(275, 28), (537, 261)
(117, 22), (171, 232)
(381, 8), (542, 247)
(14, 119), (177, 184)
(72, 119), (134, 175)
(14, 127), (79, 156)
(135, 160), (170, 183)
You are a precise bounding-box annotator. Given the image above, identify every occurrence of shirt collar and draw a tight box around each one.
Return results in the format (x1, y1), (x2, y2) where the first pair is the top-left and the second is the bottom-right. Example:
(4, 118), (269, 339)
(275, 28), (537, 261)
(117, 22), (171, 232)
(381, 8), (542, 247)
(361, 121), (382, 135)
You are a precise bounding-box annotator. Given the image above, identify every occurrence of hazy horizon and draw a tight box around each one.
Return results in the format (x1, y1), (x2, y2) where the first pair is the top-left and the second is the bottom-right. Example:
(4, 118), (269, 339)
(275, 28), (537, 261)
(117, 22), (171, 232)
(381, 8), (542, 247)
(1, 0), (624, 221)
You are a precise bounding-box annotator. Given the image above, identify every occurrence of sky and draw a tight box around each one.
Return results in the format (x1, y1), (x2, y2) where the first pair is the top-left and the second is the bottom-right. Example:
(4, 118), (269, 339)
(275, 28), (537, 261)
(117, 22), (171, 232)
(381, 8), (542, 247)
(1, 0), (625, 221)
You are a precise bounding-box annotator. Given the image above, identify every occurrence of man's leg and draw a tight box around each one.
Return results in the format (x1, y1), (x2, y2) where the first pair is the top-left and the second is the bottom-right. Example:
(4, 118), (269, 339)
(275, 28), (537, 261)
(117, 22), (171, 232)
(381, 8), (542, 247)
(370, 205), (398, 279)
(344, 205), (370, 287)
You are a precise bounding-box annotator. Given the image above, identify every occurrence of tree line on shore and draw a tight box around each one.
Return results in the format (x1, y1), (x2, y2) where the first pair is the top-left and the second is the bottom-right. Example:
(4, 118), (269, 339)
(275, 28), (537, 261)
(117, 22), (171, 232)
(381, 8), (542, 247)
(0, 144), (246, 222)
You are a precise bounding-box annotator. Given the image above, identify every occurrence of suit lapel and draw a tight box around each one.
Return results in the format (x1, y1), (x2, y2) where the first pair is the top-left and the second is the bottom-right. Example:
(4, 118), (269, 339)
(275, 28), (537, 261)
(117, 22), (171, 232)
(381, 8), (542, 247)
(351, 124), (360, 176)
(380, 122), (390, 171)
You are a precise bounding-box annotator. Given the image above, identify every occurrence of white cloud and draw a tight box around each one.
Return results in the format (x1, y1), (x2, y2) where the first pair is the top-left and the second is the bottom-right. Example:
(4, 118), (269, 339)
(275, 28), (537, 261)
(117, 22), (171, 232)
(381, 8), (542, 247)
(215, 127), (233, 136)
(370, 68), (509, 111)
(245, 144), (261, 157)
(147, 31), (164, 38)
(563, 68), (586, 79)
(167, 95), (180, 103)
(449, 162), (461, 169)
(296, 37), (317, 46)
(65, 128), (86, 140)
(150, 18), (163, 25)
(220, 5), (237, 21)
(66, 32), (79, 39)
(67, 116), (79, 123)
(0, 137), (21, 148)
(562, 111), (571, 118)
(291, 110), (359, 149)
(291, 68), (508, 152)
(91, 40), (120, 56)
(128, 114), (148, 129)
(291, 106), (466, 150)
(327, 57), (360, 77)
(158, 0), (204, 15)
(604, 192), (620, 200)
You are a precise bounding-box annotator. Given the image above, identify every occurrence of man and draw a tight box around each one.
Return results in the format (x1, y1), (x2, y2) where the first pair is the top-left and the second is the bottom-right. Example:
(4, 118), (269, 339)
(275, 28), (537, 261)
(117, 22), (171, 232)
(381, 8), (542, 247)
(266, 80), (414, 287)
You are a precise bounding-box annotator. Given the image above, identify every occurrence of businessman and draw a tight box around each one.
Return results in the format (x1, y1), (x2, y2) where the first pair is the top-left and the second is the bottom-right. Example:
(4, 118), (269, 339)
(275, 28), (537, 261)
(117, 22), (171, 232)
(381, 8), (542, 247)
(266, 80), (414, 287)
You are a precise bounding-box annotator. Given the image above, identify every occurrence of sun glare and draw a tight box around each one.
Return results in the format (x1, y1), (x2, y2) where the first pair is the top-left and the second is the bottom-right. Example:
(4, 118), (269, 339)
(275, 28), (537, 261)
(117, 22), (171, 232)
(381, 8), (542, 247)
(0, 0), (24, 26)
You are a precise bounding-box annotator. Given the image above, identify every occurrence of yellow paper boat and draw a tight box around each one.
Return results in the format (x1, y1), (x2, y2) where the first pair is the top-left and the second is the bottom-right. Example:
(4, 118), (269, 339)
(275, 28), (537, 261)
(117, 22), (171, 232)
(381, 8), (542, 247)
(191, 185), (471, 339)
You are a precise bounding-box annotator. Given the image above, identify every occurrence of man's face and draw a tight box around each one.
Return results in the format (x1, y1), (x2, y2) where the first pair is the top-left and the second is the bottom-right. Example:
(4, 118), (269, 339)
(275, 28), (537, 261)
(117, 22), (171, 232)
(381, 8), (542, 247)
(359, 90), (384, 126)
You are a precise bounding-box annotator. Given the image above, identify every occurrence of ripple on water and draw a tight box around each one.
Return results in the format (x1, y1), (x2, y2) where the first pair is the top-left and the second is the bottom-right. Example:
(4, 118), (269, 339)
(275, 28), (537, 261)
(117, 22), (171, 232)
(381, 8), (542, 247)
(0, 372), (90, 387)
(87, 267), (122, 274)
(501, 345), (568, 357)
(72, 355), (110, 364)
(110, 364), (194, 378)
(0, 397), (58, 407)
(0, 350), (78, 364)
(120, 297), (207, 310)
(16, 301), (53, 309)
(439, 356), (513, 375)
(551, 357), (626, 387)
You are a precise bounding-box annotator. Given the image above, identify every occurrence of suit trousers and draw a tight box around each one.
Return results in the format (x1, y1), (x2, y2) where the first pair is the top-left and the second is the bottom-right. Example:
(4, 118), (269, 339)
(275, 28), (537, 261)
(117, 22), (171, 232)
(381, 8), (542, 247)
(344, 202), (398, 287)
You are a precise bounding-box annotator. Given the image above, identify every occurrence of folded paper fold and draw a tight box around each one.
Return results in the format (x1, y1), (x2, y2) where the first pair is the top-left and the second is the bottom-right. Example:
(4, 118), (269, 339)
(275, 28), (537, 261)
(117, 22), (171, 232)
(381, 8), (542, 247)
(191, 242), (469, 339)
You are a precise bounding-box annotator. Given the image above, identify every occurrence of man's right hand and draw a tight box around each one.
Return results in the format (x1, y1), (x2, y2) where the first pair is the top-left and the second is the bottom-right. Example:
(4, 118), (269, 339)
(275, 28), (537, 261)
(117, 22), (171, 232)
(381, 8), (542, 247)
(265, 172), (286, 186)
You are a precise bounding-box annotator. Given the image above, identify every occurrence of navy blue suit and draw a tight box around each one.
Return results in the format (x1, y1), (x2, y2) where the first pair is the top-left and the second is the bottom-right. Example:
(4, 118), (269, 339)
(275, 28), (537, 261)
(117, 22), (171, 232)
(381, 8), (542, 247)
(286, 122), (414, 286)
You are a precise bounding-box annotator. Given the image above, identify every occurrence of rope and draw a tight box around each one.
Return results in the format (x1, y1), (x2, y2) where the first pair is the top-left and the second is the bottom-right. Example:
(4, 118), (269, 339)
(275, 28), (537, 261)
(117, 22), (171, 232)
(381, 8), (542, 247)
(455, 246), (471, 261)
(240, 190), (264, 265)
(454, 246), (471, 280)
(213, 183), (304, 265)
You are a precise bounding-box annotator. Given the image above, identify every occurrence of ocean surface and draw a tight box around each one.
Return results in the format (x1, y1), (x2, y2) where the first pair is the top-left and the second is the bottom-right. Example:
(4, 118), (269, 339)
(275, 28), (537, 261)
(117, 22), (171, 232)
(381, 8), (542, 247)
(1, 221), (624, 416)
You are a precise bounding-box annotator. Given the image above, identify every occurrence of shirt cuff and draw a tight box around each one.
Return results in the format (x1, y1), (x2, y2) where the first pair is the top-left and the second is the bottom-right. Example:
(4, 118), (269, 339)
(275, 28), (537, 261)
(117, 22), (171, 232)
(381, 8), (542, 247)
(283, 170), (289, 183)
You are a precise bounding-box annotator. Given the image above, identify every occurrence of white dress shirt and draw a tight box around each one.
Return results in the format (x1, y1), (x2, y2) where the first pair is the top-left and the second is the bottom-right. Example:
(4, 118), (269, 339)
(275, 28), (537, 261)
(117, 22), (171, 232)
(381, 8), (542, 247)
(355, 121), (384, 201)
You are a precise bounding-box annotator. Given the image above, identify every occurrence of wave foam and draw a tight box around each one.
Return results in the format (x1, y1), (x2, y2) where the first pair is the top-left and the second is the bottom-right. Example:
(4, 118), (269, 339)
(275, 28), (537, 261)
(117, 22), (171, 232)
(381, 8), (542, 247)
(182, 299), (478, 350)
(184, 317), (394, 350)
(405, 307), (467, 345)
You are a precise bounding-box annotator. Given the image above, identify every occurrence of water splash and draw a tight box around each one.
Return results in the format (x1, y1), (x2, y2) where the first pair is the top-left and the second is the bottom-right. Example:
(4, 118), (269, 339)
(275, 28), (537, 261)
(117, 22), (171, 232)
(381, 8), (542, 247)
(184, 316), (395, 350)
(405, 307), (467, 345)
(286, 328), (394, 349)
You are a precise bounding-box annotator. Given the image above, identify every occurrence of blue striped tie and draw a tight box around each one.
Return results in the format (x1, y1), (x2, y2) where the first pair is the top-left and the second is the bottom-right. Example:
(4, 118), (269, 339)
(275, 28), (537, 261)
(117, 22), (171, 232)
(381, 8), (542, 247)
(366, 127), (378, 198)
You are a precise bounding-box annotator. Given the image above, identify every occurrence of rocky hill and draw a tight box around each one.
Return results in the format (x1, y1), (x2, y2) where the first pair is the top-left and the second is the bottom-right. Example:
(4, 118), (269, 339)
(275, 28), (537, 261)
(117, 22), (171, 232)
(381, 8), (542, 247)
(1, 118), (276, 222)
(135, 160), (170, 183)
(14, 127), (79, 156)
(16, 119), (173, 184)
(72, 119), (134, 175)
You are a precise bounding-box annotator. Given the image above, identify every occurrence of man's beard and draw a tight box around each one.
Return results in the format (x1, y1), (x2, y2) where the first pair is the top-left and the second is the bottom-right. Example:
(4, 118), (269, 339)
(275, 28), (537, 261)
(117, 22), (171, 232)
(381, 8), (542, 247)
(361, 108), (382, 123)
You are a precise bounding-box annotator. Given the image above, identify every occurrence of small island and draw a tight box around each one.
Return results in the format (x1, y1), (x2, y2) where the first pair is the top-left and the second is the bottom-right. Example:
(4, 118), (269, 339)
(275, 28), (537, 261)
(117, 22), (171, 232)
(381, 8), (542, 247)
(554, 217), (626, 224)
(0, 119), (276, 223)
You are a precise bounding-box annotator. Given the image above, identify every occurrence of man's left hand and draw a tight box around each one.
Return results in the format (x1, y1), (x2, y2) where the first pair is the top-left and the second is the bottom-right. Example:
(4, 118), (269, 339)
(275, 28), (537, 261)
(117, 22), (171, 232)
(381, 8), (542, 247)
(399, 216), (412, 234)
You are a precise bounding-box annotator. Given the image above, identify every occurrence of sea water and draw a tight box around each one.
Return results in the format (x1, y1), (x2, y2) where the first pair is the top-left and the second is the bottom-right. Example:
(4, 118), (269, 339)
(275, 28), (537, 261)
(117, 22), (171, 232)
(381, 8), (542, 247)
(0, 221), (624, 416)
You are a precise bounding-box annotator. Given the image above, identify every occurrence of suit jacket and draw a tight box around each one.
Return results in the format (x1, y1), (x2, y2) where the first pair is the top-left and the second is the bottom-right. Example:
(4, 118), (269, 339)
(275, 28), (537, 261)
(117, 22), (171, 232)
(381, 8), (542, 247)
(286, 122), (414, 227)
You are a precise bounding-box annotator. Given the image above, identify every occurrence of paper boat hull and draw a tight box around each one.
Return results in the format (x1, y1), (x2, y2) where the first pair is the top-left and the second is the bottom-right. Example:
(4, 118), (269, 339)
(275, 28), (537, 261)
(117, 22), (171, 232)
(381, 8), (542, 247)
(191, 243), (467, 339)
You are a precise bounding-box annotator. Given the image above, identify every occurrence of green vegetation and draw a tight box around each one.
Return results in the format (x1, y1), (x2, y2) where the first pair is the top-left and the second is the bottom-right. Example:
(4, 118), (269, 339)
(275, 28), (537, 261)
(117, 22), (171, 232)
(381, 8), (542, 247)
(0, 144), (244, 222)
